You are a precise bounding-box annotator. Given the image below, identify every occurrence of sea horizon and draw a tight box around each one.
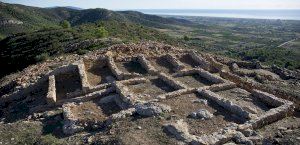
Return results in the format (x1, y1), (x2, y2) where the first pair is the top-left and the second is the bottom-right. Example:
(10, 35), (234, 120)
(133, 9), (300, 20)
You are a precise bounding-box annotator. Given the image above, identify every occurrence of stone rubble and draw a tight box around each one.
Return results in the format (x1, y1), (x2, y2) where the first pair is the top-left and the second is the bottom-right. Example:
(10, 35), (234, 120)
(135, 102), (171, 117)
(189, 109), (213, 120)
(192, 99), (208, 105)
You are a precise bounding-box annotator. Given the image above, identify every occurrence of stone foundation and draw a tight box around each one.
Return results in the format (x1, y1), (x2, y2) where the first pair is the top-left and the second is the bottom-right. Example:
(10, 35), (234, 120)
(198, 89), (255, 120)
(2, 43), (296, 140)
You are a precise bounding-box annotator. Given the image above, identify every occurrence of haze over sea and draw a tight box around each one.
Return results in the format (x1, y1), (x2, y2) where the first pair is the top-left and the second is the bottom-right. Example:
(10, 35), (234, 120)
(136, 9), (300, 20)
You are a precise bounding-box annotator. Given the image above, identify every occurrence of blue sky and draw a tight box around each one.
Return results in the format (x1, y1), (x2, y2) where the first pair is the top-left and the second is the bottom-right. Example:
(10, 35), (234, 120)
(2, 0), (300, 10)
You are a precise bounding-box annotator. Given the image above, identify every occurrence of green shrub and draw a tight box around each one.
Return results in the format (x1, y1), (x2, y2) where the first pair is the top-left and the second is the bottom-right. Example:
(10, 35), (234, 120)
(76, 49), (89, 55)
(0, 34), (5, 40)
(35, 53), (49, 62)
(39, 135), (66, 145)
(183, 35), (190, 41)
(95, 26), (108, 38)
(60, 20), (71, 29)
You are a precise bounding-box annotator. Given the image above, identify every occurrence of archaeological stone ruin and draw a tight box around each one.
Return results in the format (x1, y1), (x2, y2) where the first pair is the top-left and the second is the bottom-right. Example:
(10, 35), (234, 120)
(0, 42), (298, 144)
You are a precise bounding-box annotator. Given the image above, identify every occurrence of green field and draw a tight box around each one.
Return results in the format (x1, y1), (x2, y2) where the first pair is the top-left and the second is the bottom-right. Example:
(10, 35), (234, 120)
(156, 16), (300, 69)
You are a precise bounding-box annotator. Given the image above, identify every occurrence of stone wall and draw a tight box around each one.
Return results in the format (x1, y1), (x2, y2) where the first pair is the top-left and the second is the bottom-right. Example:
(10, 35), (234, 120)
(76, 60), (90, 92)
(177, 68), (225, 84)
(137, 55), (157, 74)
(158, 72), (187, 89)
(164, 54), (185, 71)
(252, 89), (285, 107)
(187, 50), (210, 70)
(203, 55), (225, 72)
(157, 88), (196, 100)
(106, 55), (123, 80)
(198, 89), (255, 120)
(107, 55), (142, 80)
(114, 81), (138, 108)
(46, 75), (56, 104)
(206, 82), (236, 92)
(62, 103), (84, 135)
(220, 70), (300, 108)
(249, 103), (294, 129)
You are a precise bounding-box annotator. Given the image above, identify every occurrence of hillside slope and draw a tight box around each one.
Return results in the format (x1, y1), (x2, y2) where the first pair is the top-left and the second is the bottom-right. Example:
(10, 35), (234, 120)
(0, 2), (192, 37)
(0, 2), (191, 78)
(0, 20), (180, 78)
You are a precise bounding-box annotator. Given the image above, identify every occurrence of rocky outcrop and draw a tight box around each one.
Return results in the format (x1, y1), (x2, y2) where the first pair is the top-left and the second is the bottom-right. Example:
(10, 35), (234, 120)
(0, 19), (23, 25)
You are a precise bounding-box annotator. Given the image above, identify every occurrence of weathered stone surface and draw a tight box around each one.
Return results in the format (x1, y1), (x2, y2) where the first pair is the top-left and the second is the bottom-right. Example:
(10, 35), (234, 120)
(137, 55), (157, 74)
(135, 102), (171, 117)
(46, 75), (56, 104)
(188, 50), (210, 70)
(189, 109), (213, 120)
(62, 103), (84, 135)
(233, 132), (254, 145)
(98, 94), (118, 104)
(76, 60), (90, 92)
(164, 54), (186, 71)
(110, 108), (136, 120)
(0, 42), (296, 143)
(163, 119), (197, 143)
(198, 89), (255, 120)
(158, 72), (187, 89)
(192, 99), (208, 105)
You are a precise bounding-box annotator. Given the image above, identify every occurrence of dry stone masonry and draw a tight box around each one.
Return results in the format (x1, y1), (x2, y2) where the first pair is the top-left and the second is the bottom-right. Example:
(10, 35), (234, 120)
(1, 42), (297, 145)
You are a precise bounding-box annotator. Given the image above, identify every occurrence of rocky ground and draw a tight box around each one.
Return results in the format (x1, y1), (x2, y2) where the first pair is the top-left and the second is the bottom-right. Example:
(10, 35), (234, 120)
(0, 41), (299, 145)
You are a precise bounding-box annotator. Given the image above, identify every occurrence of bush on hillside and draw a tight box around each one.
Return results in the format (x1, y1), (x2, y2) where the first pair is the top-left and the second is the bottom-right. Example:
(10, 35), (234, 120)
(183, 35), (190, 41)
(95, 26), (108, 38)
(35, 53), (50, 62)
(60, 20), (71, 29)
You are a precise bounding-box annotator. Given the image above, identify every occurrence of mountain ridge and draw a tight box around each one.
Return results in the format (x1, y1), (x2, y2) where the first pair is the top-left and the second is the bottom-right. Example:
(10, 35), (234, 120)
(0, 2), (193, 37)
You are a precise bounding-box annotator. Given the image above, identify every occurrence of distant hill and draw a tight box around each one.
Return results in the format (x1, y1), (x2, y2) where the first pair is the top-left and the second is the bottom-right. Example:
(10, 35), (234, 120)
(46, 6), (84, 10)
(0, 2), (192, 37)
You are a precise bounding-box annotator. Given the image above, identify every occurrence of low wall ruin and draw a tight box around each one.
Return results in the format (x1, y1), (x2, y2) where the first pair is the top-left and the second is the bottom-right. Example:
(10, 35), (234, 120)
(158, 72), (187, 89)
(137, 55), (158, 74)
(164, 54), (185, 71)
(187, 50), (210, 70)
(46, 75), (56, 104)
